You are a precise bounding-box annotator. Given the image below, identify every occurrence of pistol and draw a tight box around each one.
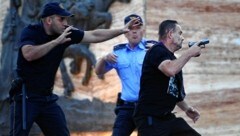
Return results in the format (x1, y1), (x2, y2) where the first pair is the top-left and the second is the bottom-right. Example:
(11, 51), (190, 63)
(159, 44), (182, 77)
(188, 38), (209, 47)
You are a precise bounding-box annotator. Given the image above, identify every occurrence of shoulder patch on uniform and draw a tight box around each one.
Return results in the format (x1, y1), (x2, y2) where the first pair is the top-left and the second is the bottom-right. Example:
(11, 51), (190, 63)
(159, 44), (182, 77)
(144, 40), (158, 48)
(113, 43), (127, 51)
(146, 40), (158, 45)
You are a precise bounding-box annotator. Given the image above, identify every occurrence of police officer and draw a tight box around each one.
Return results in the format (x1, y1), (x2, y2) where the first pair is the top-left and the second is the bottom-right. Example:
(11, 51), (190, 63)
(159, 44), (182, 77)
(95, 14), (157, 136)
(10, 2), (139, 136)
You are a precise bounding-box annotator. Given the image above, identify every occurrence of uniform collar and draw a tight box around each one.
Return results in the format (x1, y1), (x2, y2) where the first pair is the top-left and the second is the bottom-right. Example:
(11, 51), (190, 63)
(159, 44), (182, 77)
(126, 39), (146, 50)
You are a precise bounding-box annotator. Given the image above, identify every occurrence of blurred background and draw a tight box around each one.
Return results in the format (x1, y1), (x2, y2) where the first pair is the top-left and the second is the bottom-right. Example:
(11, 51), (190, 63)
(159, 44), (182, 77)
(0, 0), (240, 135)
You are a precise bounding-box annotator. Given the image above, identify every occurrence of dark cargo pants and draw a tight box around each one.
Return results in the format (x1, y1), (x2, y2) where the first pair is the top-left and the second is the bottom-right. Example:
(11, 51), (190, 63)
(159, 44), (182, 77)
(10, 92), (69, 136)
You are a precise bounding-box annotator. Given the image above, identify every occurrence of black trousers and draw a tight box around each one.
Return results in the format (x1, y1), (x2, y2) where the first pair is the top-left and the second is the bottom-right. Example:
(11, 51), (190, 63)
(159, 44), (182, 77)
(10, 93), (69, 136)
(112, 102), (137, 136)
(134, 114), (201, 136)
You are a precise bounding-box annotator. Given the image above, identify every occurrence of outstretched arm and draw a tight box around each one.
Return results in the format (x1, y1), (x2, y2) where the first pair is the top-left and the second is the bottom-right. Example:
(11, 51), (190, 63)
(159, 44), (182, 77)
(177, 100), (200, 123)
(81, 18), (141, 43)
(159, 43), (202, 77)
(81, 29), (124, 43)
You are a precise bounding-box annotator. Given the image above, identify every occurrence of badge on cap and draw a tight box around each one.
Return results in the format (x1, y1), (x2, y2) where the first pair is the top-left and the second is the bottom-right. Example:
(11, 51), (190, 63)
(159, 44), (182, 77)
(59, 3), (64, 9)
(130, 16), (138, 20)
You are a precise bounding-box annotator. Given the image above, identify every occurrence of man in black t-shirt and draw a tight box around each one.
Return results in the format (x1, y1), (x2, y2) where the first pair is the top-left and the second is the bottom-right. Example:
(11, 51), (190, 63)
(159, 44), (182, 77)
(10, 2), (141, 136)
(134, 20), (204, 136)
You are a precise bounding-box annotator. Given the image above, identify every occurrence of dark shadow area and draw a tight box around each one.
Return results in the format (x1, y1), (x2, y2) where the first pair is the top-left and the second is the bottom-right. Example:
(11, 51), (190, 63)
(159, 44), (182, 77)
(0, 96), (115, 135)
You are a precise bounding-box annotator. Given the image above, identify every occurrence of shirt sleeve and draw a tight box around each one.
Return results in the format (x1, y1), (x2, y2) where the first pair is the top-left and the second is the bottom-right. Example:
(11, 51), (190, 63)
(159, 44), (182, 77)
(148, 46), (170, 69)
(69, 29), (84, 44)
(105, 61), (114, 71)
(18, 27), (37, 48)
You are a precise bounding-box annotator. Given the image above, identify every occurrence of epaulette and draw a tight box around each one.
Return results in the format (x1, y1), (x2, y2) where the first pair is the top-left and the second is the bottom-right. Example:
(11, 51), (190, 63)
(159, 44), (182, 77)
(146, 40), (158, 45)
(113, 43), (127, 51)
(113, 40), (158, 51)
(143, 40), (158, 48)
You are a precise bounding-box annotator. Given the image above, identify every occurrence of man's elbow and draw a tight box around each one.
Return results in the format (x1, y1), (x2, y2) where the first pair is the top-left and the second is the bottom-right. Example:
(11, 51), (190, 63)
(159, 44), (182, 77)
(95, 68), (107, 76)
(82, 31), (101, 43)
(163, 69), (176, 77)
(95, 69), (102, 76)
(159, 65), (176, 77)
(22, 45), (36, 61)
(23, 53), (36, 62)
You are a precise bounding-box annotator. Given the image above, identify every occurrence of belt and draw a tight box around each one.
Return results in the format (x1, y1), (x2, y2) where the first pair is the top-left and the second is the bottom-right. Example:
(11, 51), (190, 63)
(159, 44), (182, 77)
(158, 112), (176, 120)
(119, 99), (137, 106)
(147, 112), (176, 122)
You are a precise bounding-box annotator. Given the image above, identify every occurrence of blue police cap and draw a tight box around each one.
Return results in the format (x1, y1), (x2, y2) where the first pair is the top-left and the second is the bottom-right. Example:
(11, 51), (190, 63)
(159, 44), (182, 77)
(40, 2), (73, 18)
(124, 14), (143, 25)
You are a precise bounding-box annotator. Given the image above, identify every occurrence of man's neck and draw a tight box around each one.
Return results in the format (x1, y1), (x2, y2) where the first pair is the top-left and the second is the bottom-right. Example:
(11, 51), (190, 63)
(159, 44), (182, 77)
(43, 23), (53, 35)
(128, 43), (138, 49)
(161, 40), (174, 53)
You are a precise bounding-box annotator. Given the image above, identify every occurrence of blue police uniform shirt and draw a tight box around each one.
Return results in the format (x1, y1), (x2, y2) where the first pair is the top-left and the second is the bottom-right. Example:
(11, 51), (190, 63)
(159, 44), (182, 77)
(105, 39), (149, 102)
(16, 22), (84, 91)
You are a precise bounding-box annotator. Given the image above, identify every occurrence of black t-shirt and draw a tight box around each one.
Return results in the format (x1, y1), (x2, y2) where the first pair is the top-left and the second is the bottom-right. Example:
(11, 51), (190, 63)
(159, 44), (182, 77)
(17, 22), (84, 91)
(134, 42), (186, 118)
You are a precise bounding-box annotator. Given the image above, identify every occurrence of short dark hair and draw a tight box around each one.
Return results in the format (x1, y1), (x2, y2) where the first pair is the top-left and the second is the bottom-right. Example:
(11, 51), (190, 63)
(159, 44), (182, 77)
(158, 20), (178, 40)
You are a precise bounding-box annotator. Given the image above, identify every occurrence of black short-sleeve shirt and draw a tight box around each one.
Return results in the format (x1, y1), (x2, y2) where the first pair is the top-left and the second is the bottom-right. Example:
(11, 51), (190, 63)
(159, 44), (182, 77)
(17, 22), (84, 91)
(134, 42), (186, 118)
